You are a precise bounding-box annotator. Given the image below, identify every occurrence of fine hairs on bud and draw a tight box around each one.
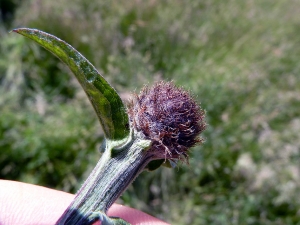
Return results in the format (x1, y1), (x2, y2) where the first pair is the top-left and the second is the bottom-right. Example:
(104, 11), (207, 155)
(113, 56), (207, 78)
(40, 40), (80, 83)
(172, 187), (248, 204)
(128, 81), (206, 160)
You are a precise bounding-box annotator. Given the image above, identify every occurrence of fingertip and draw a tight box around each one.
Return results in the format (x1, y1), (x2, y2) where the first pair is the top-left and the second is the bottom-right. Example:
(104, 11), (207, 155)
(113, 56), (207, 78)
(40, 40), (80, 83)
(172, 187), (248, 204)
(108, 204), (170, 225)
(0, 180), (170, 225)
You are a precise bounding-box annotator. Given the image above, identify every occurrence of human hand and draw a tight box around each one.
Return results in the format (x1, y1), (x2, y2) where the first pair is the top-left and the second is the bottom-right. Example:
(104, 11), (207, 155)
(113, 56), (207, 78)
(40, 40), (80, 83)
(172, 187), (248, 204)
(0, 180), (169, 225)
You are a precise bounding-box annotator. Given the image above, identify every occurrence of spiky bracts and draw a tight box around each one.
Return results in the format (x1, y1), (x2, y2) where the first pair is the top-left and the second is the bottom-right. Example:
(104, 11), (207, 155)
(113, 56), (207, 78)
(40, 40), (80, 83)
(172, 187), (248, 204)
(128, 81), (206, 160)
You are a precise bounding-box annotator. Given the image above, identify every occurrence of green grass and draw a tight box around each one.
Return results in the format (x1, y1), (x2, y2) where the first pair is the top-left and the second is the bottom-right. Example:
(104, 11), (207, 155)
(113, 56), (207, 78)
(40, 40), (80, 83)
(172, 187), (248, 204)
(1, 0), (300, 224)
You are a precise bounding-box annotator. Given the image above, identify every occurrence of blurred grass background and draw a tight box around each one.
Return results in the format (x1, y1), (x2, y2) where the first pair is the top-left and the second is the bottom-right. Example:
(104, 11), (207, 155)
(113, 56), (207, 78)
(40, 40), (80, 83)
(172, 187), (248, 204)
(1, 0), (300, 224)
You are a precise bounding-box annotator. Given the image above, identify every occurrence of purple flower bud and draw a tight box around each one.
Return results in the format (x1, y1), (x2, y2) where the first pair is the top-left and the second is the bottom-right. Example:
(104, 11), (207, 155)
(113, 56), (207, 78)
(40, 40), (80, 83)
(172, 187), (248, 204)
(128, 81), (206, 160)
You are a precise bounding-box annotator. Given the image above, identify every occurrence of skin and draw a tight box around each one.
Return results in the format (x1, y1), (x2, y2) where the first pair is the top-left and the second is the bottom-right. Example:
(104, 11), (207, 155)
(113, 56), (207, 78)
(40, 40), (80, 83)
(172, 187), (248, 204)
(0, 180), (170, 225)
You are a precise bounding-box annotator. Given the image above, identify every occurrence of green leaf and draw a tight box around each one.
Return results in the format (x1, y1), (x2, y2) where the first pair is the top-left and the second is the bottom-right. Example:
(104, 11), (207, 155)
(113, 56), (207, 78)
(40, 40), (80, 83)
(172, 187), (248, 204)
(145, 159), (165, 171)
(12, 28), (129, 141)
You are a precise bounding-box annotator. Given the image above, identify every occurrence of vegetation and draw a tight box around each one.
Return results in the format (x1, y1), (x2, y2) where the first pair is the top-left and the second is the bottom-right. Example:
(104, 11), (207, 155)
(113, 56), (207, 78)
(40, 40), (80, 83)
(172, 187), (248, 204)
(1, 0), (300, 224)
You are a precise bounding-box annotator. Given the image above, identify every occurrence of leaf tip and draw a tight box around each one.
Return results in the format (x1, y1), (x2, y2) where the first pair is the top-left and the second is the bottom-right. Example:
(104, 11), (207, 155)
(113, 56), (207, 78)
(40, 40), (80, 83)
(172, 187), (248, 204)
(10, 28), (22, 34)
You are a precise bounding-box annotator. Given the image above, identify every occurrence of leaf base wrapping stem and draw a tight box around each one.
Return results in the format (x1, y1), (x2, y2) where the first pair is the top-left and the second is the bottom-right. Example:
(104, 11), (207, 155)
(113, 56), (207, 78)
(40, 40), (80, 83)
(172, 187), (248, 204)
(55, 134), (152, 225)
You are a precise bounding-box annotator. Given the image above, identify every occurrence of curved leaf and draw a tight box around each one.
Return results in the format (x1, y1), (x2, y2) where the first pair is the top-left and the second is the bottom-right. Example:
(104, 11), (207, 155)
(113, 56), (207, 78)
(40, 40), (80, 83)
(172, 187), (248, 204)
(13, 28), (129, 141)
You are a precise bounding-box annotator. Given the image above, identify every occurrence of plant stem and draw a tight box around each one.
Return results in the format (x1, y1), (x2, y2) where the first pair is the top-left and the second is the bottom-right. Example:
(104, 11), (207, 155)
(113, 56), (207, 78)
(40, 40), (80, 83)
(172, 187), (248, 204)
(55, 134), (152, 225)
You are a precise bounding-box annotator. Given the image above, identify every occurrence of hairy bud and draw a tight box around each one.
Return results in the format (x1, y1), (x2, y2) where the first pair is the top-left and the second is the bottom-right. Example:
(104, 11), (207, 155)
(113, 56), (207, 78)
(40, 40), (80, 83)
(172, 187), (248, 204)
(128, 81), (206, 160)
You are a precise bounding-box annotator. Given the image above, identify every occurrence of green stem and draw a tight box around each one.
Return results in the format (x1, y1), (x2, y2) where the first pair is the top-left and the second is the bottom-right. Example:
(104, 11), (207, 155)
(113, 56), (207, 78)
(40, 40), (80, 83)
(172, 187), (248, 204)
(55, 134), (152, 225)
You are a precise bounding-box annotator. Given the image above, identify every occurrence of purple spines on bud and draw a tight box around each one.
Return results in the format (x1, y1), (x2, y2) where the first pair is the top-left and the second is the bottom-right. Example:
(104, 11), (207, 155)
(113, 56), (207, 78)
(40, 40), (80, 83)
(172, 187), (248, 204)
(128, 81), (206, 160)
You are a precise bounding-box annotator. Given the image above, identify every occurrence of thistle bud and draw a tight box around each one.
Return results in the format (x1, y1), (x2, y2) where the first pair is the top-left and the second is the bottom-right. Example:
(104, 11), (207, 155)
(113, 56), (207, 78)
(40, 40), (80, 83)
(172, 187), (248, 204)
(128, 81), (206, 160)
